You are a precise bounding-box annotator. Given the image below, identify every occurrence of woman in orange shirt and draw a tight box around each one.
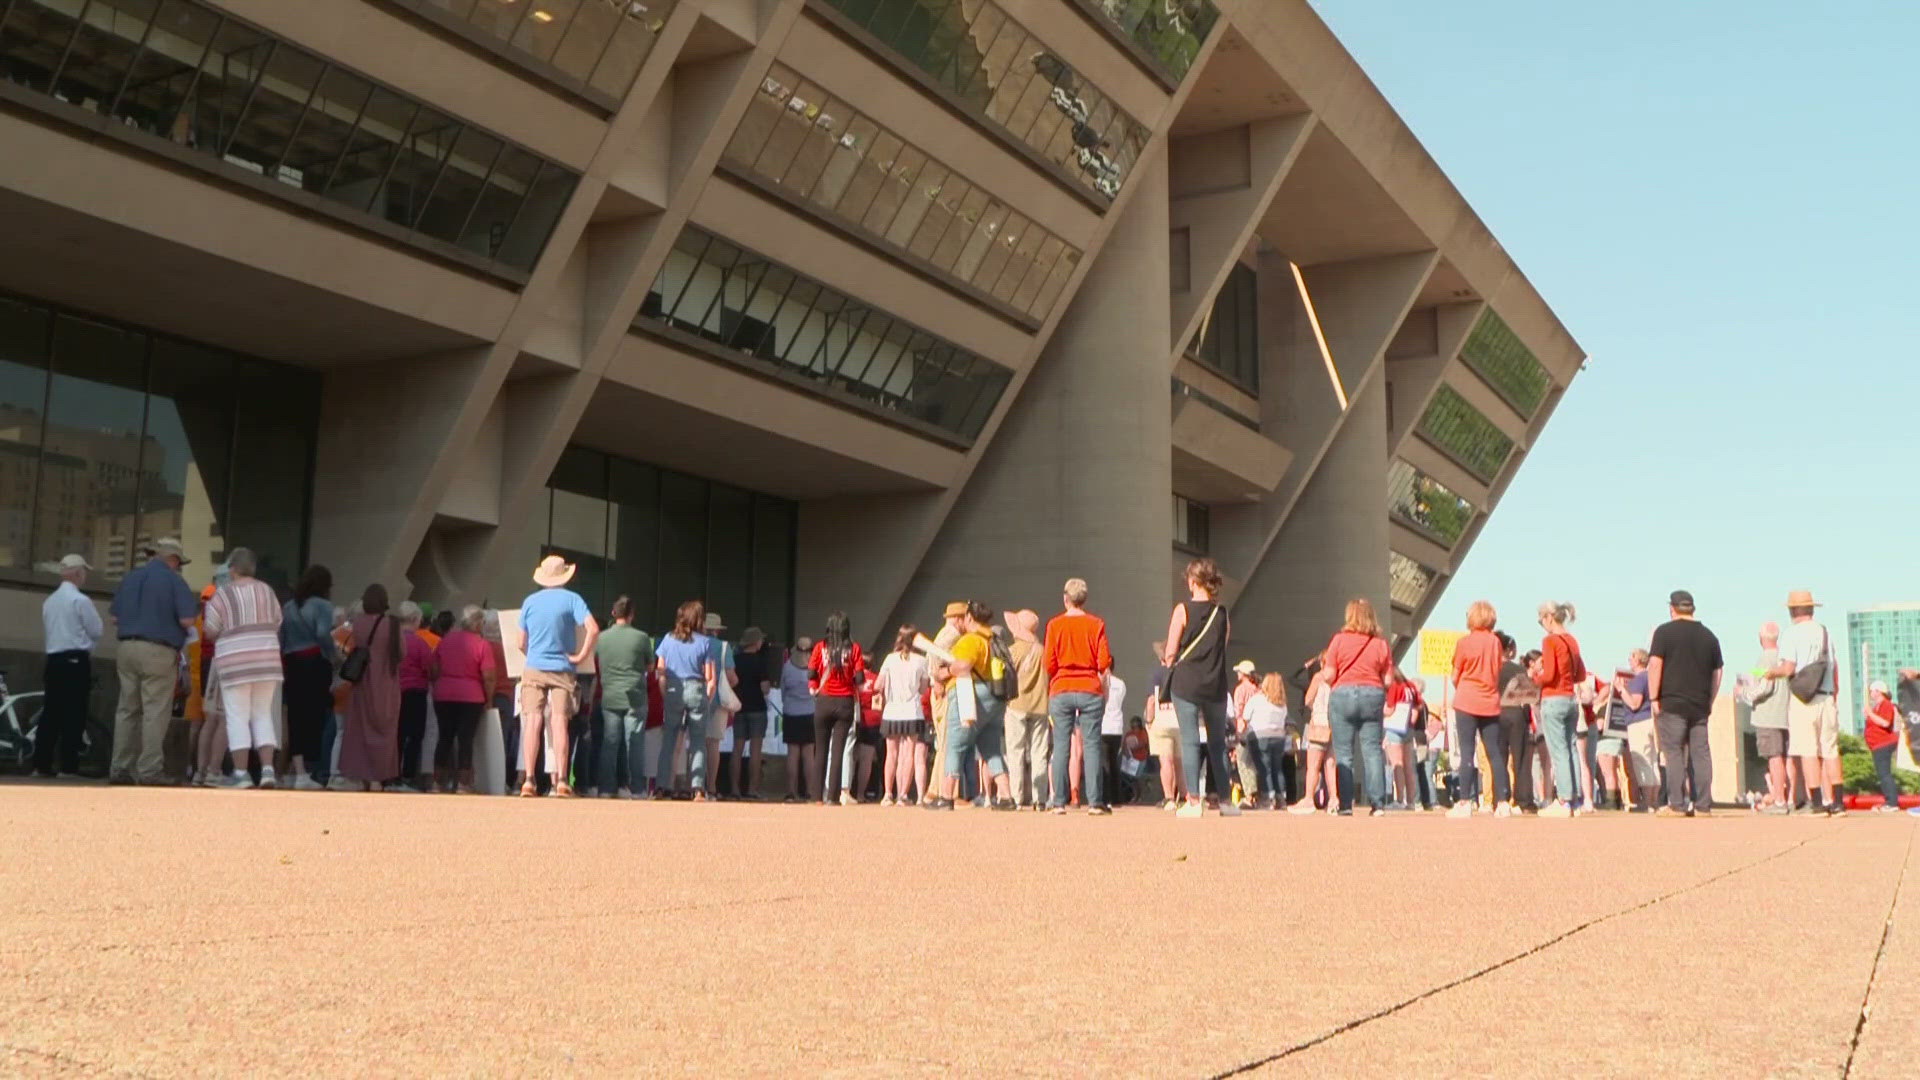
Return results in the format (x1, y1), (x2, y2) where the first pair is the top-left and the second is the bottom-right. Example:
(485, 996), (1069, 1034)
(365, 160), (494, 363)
(1529, 601), (1587, 818)
(1447, 601), (1508, 818)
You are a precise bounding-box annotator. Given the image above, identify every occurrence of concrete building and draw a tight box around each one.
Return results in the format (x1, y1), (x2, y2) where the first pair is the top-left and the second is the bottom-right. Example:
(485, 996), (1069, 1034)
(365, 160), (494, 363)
(0, 0), (1582, 741)
(1846, 603), (1920, 736)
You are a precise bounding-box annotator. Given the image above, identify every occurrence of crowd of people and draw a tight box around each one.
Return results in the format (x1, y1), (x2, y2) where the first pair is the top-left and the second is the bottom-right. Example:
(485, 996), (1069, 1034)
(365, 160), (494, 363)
(26, 541), (1920, 817)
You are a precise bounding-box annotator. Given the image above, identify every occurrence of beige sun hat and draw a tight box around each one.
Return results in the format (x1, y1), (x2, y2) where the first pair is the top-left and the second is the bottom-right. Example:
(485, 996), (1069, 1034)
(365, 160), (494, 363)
(1233, 659), (1257, 676)
(532, 554), (576, 588)
(703, 612), (726, 633)
(1784, 589), (1823, 608)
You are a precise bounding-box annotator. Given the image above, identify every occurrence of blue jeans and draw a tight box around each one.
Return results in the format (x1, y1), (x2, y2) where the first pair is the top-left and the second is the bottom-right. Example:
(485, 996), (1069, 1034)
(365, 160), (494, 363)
(945, 682), (1007, 779)
(597, 699), (647, 794)
(1539, 696), (1581, 807)
(1172, 694), (1230, 801)
(1246, 731), (1289, 803)
(658, 675), (708, 791)
(1329, 685), (1387, 811)
(1047, 691), (1104, 807)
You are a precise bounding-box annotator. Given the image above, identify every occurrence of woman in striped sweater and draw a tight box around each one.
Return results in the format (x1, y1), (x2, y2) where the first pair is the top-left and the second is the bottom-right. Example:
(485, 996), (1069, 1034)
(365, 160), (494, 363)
(202, 547), (285, 789)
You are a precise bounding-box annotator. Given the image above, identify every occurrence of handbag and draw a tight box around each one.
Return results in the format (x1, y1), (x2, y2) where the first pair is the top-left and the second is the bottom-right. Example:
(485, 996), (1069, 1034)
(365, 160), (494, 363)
(1788, 627), (1831, 704)
(338, 613), (385, 684)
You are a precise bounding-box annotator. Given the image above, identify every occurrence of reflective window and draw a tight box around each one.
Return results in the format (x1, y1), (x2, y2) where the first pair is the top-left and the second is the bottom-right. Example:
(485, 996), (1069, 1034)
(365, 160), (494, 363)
(1388, 551), (1435, 612)
(0, 0), (579, 274)
(395, 0), (677, 102)
(542, 445), (796, 641)
(1189, 261), (1257, 391)
(1458, 309), (1551, 418)
(0, 292), (318, 593)
(1416, 385), (1515, 483)
(1387, 459), (1476, 547)
(637, 226), (1013, 442)
(819, 0), (1149, 201)
(1084, 0), (1220, 81)
(723, 63), (1083, 322)
(1173, 493), (1208, 554)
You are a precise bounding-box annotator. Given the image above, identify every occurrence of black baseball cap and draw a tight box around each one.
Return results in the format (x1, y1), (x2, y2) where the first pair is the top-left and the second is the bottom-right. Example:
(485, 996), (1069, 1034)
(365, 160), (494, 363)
(1669, 589), (1695, 608)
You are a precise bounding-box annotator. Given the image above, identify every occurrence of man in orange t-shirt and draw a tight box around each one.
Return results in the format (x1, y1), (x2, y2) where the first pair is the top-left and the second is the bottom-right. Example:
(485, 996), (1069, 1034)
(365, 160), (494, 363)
(1043, 577), (1112, 814)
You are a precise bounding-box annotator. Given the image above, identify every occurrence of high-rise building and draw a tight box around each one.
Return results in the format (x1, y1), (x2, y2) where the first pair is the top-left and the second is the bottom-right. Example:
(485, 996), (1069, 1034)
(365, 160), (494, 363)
(0, 1), (1583, 698)
(1846, 603), (1920, 735)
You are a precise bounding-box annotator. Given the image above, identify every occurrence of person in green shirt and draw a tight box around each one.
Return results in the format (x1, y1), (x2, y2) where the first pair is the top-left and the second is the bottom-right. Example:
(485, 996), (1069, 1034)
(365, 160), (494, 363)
(594, 595), (656, 798)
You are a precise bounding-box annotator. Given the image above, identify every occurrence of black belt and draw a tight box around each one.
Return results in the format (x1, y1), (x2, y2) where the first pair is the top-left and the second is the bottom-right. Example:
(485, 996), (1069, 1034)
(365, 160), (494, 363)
(47, 649), (90, 659)
(121, 635), (177, 648)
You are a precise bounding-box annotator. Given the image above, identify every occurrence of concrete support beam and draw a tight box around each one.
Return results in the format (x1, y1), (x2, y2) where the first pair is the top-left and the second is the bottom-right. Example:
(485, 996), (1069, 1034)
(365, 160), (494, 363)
(1387, 300), (1481, 451)
(879, 152), (1174, 665)
(1168, 114), (1314, 358)
(1232, 370), (1389, 666)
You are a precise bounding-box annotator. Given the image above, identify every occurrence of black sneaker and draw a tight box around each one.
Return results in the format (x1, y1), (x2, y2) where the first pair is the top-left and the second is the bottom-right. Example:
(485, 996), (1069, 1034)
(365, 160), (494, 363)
(990, 798), (1018, 812)
(923, 797), (955, 811)
(1827, 803), (1849, 817)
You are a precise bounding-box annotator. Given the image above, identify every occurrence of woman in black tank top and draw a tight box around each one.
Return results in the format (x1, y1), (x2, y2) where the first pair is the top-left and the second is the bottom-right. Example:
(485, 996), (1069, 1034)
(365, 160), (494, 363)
(1160, 558), (1238, 817)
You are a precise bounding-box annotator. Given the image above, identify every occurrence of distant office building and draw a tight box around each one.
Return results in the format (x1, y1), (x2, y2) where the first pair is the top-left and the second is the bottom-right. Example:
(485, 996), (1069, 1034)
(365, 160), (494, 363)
(1846, 604), (1920, 735)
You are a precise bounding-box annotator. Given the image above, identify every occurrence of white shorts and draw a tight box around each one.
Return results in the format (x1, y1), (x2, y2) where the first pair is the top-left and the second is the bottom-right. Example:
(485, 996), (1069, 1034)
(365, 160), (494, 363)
(1786, 695), (1839, 758)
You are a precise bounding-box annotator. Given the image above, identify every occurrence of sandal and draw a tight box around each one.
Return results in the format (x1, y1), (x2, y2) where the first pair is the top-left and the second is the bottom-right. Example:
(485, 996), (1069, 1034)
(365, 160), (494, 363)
(519, 781), (538, 798)
(553, 782), (575, 798)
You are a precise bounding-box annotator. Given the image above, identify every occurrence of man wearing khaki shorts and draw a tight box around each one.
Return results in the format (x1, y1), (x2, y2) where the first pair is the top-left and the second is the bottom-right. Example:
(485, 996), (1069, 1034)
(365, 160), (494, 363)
(1772, 589), (1841, 815)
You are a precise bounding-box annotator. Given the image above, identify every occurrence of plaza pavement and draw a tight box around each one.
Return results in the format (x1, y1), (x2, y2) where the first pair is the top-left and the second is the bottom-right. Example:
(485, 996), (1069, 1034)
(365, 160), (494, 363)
(1, 782), (1913, 1078)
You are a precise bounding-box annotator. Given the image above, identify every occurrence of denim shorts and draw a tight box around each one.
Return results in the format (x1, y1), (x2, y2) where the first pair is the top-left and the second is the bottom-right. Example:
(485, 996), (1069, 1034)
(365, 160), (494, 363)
(1383, 727), (1412, 745)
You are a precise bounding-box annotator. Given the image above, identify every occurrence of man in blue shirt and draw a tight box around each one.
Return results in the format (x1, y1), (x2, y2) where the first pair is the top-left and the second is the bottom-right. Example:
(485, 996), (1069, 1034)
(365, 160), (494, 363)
(514, 555), (599, 797)
(107, 538), (198, 784)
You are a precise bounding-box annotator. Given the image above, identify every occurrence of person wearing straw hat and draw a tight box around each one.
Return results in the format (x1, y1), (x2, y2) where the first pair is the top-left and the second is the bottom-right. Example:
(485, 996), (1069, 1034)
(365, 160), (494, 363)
(1768, 588), (1842, 815)
(37, 553), (101, 777)
(108, 538), (198, 785)
(513, 555), (599, 797)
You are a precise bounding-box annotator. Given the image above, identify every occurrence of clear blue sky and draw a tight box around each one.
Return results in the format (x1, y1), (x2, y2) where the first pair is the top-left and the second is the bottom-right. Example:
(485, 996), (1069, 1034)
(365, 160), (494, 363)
(1311, 0), (1920, 720)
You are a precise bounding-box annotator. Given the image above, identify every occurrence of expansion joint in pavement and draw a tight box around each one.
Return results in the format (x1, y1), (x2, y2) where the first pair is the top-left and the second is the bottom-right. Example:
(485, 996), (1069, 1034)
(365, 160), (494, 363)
(1842, 825), (1917, 1079)
(1205, 832), (1829, 1079)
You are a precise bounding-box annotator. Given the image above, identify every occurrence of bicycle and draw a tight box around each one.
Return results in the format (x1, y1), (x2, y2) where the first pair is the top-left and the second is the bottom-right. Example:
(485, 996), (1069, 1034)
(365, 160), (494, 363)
(0, 672), (46, 770)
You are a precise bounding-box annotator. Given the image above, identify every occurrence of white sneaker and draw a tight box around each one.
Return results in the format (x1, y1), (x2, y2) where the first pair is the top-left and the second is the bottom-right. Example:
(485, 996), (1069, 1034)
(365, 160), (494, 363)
(292, 774), (324, 791)
(1446, 802), (1473, 819)
(1176, 801), (1203, 819)
(258, 766), (277, 790)
(840, 792), (857, 806)
(1218, 802), (1241, 817)
(1286, 801), (1317, 815)
(1539, 801), (1572, 818)
(210, 772), (255, 789)
(326, 776), (358, 792)
(1493, 804), (1513, 818)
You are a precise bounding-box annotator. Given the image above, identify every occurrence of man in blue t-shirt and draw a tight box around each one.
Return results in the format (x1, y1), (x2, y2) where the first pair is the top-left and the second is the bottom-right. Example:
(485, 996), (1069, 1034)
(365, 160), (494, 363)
(514, 555), (599, 796)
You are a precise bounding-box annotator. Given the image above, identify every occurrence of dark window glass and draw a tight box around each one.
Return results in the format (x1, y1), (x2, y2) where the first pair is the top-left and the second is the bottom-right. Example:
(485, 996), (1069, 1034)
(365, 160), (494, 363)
(608, 456), (660, 628)
(817, 0), (1147, 202)
(0, 298), (53, 573)
(410, 0), (679, 100)
(1458, 308), (1551, 417)
(226, 359), (318, 597)
(705, 483), (753, 633)
(748, 495), (794, 641)
(1085, 0), (1221, 81)
(1190, 261), (1258, 391)
(0, 0), (578, 274)
(655, 471), (708, 632)
(1417, 385), (1516, 483)
(34, 315), (147, 581)
(1387, 459), (1476, 548)
(1173, 494), (1209, 554)
(143, 338), (233, 587)
(636, 227), (1013, 443)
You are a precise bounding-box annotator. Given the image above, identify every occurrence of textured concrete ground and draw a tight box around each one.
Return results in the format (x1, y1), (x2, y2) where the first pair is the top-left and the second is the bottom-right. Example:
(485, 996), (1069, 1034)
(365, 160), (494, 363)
(1, 782), (1913, 1078)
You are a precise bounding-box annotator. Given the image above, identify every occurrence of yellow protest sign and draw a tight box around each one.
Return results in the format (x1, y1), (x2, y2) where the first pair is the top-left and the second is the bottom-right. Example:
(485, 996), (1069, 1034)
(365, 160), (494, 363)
(1417, 629), (1465, 677)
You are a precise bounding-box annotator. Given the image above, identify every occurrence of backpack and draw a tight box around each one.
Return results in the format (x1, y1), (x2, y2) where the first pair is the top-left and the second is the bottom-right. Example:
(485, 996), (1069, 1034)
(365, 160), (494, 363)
(986, 634), (1018, 700)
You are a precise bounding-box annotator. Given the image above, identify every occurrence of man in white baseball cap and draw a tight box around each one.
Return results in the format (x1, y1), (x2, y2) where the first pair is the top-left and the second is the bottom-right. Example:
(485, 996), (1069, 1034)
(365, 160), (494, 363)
(36, 554), (101, 777)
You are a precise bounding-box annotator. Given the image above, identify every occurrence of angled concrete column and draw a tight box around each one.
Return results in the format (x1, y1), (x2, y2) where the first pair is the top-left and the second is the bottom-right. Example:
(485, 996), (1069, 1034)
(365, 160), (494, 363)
(887, 153), (1174, 665)
(1387, 300), (1481, 450)
(1169, 115), (1314, 358)
(1232, 369), (1389, 667)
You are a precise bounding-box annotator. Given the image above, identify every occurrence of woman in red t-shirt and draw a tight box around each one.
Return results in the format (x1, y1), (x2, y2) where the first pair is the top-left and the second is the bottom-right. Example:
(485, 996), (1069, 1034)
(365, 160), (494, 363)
(1864, 680), (1903, 811)
(809, 611), (865, 805)
(1528, 601), (1588, 818)
(1319, 598), (1392, 815)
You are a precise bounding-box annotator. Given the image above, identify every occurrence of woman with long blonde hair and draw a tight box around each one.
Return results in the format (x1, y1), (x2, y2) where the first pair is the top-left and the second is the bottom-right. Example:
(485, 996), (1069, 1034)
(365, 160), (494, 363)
(1288, 657), (1336, 813)
(1242, 673), (1291, 809)
(1318, 597), (1393, 815)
